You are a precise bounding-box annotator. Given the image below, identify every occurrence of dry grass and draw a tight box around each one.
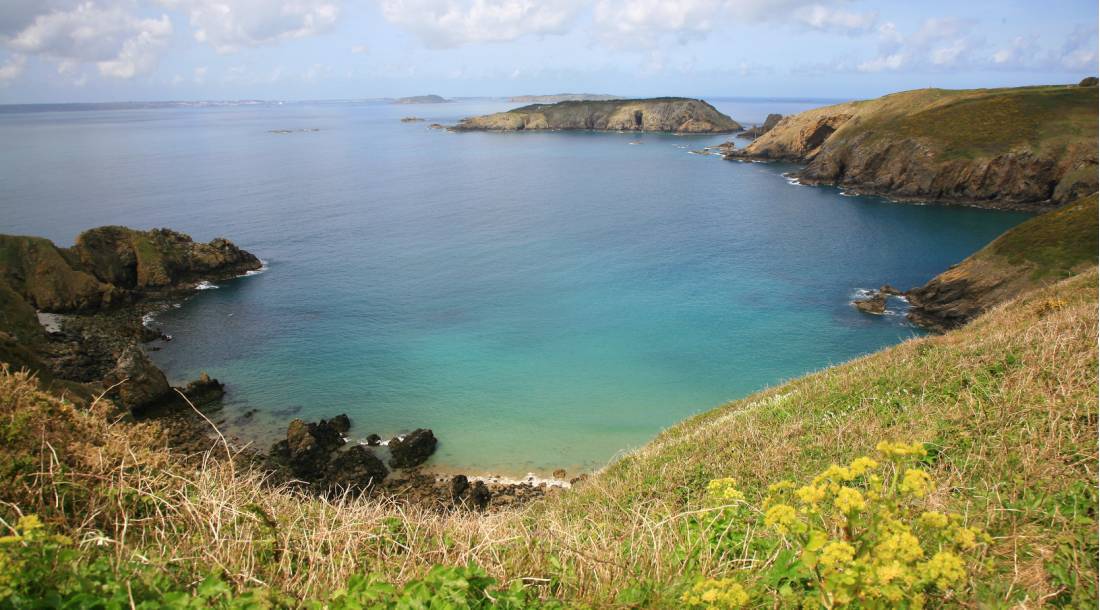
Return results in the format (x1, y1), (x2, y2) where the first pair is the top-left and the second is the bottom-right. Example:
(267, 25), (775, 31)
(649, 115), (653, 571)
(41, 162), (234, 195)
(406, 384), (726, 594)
(1, 267), (1096, 607)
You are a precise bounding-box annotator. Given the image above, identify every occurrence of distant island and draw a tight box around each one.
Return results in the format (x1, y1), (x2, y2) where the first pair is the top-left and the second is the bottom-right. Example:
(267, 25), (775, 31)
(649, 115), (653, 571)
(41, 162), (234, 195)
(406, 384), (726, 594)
(507, 93), (622, 103)
(453, 97), (741, 133)
(726, 81), (1098, 210)
(395, 94), (450, 104)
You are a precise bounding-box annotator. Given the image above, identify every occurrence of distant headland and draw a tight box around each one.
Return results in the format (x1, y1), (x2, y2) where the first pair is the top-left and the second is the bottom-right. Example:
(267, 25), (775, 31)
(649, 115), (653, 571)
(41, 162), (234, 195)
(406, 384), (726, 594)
(453, 97), (741, 133)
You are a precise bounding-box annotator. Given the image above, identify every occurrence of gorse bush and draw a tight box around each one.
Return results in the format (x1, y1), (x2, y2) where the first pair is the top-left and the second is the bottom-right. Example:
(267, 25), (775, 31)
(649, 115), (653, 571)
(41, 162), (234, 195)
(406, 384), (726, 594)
(682, 441), (988, 608)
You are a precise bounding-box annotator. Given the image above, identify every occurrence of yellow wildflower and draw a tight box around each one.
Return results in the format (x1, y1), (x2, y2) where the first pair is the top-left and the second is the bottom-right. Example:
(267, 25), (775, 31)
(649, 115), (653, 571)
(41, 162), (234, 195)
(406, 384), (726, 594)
(899, 469), (933, 497)
(706, 478), (745, 502)
(795, 485), (827, 506)
(818, 541), (856, 572)
(681, 578), (750, 608)
(815, 464), (854, 483)
(919, 551), (966, 590)
(16, 515), (43, 533)
(834, 487), (867, 514)
(847, 456), (879, 478)
(874, 531), (924, 563)
(917, 511), (949, 529)
(764, 504), (802, 534)
(768, 480), (796, 495)
(952, 526), (980, 550)
(876, 441), (927, 459)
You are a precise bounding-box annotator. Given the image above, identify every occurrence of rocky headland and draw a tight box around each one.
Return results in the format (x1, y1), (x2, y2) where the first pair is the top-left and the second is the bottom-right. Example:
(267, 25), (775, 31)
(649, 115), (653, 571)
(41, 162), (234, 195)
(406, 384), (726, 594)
(906, 193), (1098, 331)
(453, 97), (742, 133)
(725, 83), (1098, 210)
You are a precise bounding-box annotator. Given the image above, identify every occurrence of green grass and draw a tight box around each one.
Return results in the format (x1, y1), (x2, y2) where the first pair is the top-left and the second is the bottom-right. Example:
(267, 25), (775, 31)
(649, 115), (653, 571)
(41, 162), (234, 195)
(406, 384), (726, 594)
(989, 194), (1099, 276)
(835, 85), (1098, 161)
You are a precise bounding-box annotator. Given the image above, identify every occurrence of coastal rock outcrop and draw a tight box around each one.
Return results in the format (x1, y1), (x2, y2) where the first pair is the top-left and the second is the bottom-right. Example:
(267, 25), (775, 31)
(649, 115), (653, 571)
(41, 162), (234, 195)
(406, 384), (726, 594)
(727, 85), (1098, 210)
(907, 194), (1098, 331)
(182, 372), (225, 407)
(388, 428), (437, 469)
(737, 113), (783, 140)
(454, 98), (741, 134)
(270, 416), (390, 494)
(103, 344), (171, 412)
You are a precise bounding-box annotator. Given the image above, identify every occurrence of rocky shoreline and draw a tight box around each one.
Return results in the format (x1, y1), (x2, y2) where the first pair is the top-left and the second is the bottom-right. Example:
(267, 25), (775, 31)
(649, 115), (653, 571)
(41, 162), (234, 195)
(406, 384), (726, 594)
(0, 225), (569, 512)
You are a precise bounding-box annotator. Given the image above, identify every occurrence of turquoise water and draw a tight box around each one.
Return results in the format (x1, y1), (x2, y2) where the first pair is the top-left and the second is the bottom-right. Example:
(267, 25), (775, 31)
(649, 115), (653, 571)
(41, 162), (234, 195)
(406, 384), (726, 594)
(0, 99), (1029, 475)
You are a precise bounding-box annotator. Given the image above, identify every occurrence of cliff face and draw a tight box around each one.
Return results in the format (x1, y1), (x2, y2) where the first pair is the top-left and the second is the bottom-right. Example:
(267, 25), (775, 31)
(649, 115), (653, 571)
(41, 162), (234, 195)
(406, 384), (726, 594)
(907, 193), (1098, 331)
(0, 226), (261, 411)
(454, 98), (741, 133)
(0, 227), (261, 313)
(728, 85), (1098, 209)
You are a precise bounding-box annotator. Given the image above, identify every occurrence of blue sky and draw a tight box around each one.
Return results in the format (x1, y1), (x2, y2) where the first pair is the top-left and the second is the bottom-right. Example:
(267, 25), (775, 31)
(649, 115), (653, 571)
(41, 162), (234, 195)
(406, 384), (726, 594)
(0, 0), (1096, 103)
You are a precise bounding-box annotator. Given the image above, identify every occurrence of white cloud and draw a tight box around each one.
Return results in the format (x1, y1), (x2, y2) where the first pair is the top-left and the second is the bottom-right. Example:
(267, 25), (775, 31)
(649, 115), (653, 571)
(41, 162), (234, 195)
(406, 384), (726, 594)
(1058, 25), (1098, 71)
(378, 0), (580, 48)
(794, 4), (876, 35)
(591, 0), (875, 49)
(857, 17), (977, 72)
(0, 54), (26, 84)
(163, 0), (340, 53)
(194, 65), (207, 83)
(351, 43), (369, 53)
(3, 2), (172, 79)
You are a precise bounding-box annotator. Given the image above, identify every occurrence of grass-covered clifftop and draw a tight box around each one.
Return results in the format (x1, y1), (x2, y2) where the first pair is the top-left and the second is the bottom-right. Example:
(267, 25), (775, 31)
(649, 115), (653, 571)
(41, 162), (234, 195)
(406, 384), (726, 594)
(2, 262), (1094, 606)
(908, 193), (1098, 330)
(728, 84), (1098, 209)
(454, 97), (742, 133)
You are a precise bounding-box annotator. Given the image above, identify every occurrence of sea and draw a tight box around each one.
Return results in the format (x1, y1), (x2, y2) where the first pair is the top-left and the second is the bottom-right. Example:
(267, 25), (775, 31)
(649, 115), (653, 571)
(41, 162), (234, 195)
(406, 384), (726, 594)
(0, 97), (1030, 476)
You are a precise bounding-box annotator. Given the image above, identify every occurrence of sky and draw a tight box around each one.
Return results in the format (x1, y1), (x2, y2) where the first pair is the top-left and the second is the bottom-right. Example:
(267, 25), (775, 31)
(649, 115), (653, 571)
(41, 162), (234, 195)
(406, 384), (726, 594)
(0, 0), (1096, 104)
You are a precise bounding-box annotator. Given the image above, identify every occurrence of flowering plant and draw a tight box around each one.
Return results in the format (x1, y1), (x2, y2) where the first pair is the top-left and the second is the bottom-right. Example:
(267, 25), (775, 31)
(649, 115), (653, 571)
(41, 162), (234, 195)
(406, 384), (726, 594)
(682, 441), (988, 608)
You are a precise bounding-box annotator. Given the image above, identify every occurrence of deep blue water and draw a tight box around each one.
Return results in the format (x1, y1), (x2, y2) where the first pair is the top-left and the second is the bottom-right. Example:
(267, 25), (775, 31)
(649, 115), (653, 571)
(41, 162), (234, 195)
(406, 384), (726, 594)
(0, 99), (1029, 475)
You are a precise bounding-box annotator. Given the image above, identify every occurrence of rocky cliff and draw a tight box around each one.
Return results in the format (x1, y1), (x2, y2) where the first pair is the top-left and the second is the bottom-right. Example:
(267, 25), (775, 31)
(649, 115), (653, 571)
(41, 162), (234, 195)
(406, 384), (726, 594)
(907, 193), (1098, 331)
(0, 227), (261, 411)
(454, 98), (741, 133)
(727, 84), (1098, 210)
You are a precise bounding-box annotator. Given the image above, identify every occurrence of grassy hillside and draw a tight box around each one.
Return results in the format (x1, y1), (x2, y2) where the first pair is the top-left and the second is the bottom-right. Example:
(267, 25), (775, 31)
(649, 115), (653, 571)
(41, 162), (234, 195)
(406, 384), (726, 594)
(908, 193), (1098, 330)
(731, 84), (1099, 208)
(1, 261), (1095, 606)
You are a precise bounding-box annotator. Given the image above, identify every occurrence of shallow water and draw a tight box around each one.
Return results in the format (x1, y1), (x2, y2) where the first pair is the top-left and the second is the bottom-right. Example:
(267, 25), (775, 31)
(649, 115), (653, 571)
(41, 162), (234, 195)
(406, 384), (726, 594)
(0, 98), (1029, 475)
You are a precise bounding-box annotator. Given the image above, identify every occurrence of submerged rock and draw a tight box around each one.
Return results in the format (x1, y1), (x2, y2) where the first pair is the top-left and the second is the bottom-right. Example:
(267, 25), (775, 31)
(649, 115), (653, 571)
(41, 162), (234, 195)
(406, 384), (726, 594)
(388, 428), (437, 468)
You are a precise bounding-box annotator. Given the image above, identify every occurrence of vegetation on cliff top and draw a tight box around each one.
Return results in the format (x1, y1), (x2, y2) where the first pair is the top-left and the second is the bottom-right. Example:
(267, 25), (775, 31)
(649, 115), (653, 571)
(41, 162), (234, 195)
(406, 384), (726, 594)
(2, 261), (1094, 606)
(907, 193), (1098, 330)
(732, 84), (1098, 208)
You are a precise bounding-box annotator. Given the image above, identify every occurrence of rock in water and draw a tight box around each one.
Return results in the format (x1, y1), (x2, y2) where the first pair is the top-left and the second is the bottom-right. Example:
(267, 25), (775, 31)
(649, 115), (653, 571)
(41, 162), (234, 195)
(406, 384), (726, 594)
(103, 344), (170, 412)
(182, 372), (225, 407)
(853, 293), (887, 315)
(325, 445), (388, 493)
(365, 433), (382, 446)
(388, 428), (437, 468)
(329, 413), (351, 435)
